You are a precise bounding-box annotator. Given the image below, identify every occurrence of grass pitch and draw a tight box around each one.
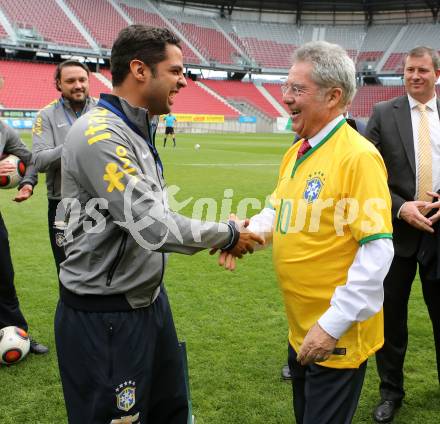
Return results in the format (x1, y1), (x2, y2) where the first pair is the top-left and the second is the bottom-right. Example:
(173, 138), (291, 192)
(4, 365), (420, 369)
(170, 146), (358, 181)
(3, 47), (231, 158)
(0, 132), (438, 423)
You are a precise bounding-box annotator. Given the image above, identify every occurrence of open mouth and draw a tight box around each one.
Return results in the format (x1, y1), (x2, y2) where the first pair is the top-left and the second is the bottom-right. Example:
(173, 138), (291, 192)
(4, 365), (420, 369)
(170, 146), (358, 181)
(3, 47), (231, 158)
(291, 109), (301, 118)
(169, 91), (178, 104)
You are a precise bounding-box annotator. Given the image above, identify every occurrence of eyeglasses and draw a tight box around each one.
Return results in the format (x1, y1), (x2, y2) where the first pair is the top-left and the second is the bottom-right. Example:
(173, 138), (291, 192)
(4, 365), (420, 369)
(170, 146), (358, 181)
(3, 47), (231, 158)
(281, 83), (308, 97)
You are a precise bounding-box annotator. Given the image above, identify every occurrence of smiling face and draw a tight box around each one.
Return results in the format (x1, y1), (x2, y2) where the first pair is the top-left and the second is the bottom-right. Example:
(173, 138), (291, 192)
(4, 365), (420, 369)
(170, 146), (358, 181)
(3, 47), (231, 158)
(143, 44), (187, 116)
(404, 53), (440, 104)
(283, 61), (340, 139)
(57, 65), (89, 108)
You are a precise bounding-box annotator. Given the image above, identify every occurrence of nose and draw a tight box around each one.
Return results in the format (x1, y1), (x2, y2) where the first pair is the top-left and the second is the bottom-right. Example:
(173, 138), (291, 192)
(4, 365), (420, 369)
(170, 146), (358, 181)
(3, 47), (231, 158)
(178, 75), (187, 88)
(411, 70), (421, 80)
(283, 93), (294, 104)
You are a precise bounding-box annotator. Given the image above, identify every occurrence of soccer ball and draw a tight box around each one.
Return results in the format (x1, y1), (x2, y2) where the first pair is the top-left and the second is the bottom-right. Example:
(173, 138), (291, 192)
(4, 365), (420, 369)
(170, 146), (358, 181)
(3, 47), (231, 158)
(194, 144), (201, 150)
(0, 153), (26, 189)
(0, 326), (30, 365)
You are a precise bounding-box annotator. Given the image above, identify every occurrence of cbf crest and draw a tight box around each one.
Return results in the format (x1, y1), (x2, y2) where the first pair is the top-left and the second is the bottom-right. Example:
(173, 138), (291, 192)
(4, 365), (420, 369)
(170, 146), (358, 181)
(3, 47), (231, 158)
(303, 171), (325, 203)
(115, 380), (136, 412)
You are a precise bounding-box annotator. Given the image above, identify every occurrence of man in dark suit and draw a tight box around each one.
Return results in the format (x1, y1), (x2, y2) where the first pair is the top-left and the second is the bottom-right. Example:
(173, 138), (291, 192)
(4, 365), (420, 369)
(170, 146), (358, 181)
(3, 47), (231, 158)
(366, 46), (440, 423)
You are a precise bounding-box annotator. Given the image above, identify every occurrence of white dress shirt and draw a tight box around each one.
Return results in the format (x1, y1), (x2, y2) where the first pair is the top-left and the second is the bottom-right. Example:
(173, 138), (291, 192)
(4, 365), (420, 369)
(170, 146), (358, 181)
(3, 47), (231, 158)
(408, 94), (440, 195)
(248, 114), (394, 339)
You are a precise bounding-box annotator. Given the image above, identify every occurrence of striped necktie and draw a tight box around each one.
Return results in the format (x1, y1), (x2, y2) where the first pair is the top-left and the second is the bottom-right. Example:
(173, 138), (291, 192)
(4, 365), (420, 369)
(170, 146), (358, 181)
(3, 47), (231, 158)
(297, 139), (311, 160)
(416, 104), (432, 201)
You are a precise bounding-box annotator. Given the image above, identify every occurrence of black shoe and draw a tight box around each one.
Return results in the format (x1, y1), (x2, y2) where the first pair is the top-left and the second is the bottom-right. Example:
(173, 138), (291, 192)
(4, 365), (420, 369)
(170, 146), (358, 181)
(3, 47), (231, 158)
(373, 400), (401, 423)
(281, 364), (292, 381)
(29, 338), (49, 355)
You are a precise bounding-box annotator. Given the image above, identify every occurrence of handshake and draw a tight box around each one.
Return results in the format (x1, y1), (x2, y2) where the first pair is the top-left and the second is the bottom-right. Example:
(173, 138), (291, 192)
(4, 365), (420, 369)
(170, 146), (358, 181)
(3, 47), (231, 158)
(211, 214), (265, 271)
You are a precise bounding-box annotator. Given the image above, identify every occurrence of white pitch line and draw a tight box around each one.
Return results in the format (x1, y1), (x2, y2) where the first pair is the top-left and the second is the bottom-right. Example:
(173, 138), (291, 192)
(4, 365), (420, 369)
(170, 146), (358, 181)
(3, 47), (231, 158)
(182, 163), (280, 167)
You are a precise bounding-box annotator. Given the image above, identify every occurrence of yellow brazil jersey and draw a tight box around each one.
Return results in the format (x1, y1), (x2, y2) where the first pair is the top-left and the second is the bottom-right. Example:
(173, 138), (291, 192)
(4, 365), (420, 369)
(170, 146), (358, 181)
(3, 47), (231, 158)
(271, 118), (392, 368)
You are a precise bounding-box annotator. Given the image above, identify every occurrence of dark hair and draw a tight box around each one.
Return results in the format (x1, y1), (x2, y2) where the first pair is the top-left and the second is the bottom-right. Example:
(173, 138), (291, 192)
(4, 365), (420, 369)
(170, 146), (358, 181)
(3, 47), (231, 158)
(406, 46), (440, 70)
(54, 60), (90, 91)
(110, 25), (181, 86)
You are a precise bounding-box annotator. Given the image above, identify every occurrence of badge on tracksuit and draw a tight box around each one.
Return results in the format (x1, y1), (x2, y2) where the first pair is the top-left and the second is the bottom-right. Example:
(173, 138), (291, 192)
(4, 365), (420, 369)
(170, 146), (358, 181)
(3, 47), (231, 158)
(115, 380), (136, 412)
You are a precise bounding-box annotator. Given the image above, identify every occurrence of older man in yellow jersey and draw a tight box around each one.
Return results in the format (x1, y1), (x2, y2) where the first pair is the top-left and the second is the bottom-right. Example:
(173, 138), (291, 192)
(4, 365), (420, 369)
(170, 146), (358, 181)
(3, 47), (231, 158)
(220, 41), (394, 424)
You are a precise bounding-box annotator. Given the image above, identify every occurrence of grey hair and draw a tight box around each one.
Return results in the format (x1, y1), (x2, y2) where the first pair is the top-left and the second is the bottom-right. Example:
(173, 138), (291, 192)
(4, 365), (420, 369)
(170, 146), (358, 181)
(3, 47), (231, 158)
(292, 41), (356, 106)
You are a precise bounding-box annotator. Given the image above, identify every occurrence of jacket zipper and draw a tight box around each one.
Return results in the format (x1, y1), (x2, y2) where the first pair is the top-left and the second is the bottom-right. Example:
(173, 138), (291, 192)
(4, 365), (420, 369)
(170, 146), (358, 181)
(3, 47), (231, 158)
(106, 233), (128, 286)
(147, 119), (166, 294)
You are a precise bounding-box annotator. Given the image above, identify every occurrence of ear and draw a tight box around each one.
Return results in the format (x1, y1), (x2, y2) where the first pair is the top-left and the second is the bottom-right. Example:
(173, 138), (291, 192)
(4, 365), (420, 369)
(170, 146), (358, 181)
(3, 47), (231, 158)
(56, 79), (61, 92)
(326, 87), (343, 108)
(129, 59), (150, 82)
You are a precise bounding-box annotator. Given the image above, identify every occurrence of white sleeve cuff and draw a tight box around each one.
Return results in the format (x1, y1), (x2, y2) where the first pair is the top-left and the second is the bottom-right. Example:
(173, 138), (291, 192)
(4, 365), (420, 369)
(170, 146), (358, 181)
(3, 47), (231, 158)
(318, 306), (352, 340)
(247, 207), (275, 249)
(397, 203), (405, 219)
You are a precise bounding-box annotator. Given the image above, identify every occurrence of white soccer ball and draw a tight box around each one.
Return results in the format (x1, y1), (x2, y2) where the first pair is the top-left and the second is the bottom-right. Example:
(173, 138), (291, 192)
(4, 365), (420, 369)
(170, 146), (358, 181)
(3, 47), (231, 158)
(0, 326), (30, 365)
(194, 143), (201, 150)
(0, 154), (26, 189)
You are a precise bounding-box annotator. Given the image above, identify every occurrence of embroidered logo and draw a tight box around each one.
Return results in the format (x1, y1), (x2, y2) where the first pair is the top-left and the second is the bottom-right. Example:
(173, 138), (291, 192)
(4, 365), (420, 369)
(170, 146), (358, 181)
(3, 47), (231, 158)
(303, 171), (325, 203)
(55, 231), (66, 247)
(104, 163), (125, 192)
(115, 381), (136, 412)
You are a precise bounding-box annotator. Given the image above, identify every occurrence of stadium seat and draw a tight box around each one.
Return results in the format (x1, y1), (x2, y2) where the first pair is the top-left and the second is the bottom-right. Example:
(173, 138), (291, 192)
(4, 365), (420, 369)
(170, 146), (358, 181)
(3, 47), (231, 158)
(0, 0), (90, 48)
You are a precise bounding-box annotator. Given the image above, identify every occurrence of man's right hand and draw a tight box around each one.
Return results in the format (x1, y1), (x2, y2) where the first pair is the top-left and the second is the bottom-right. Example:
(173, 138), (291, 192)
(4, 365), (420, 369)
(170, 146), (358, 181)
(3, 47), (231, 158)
(228, 229), (264, 258)
(400, 201), (434, 232)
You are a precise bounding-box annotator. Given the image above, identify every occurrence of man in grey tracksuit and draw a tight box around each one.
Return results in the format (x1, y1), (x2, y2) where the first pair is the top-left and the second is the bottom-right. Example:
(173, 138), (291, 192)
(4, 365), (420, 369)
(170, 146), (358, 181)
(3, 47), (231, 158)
(32, 60), (97, 275)
(0, 120), (48, 354)
(55, 25), (262, 424)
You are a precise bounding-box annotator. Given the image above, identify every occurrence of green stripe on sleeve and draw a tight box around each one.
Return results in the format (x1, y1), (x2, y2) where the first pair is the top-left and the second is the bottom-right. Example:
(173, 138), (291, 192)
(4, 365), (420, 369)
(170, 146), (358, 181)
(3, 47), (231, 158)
(358, 233), (393, 246)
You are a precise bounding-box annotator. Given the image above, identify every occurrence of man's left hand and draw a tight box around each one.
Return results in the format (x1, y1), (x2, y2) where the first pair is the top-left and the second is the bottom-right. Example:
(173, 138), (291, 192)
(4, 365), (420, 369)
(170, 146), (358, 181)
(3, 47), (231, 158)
(13, 184), (33, 202)
(424, 191), (440, 224)
(297, 323), (338, 365)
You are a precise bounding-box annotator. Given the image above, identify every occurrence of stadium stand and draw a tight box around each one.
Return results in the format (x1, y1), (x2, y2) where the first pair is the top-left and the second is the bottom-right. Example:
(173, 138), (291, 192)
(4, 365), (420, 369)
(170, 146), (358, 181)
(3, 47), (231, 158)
(357, 25), (402, 72)
(0, 60), (109, 109)
(215, 19), (251, 63)
(380, 24), (440, 73)
(64, 0), (128, 49)
(262, 82), (290, 114)
(382, 53), (406, 73)
(349, 86), (405, 118)
(0, 61), (59, 108)
(202, 79), (281, 117)
(0, 57), (435, 120)
(169, 78), (240, 117)
(0, 1), (439, 122)
(227, 20), (309, 69)
(99, 68), (112, 84)
(164, 12), (241, 65)
(323, 25), (365, 60)
(119, 0), (200, 65)
(0, 21), (8, 40)
(173, 21), (232, 65)
(0, 0), (90, 48)
(118, 0), (201, 64)
(89, 73), (112, 96)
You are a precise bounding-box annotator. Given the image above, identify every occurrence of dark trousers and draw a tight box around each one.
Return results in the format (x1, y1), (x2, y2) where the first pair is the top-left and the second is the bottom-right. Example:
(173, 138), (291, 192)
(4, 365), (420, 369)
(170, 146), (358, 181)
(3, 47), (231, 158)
(48, 199), (66, 275)
(55, 289), (188, 424)
(288, 343), (367, 424)
(376, 254), (440, 402)
(0, 212), (28, 331)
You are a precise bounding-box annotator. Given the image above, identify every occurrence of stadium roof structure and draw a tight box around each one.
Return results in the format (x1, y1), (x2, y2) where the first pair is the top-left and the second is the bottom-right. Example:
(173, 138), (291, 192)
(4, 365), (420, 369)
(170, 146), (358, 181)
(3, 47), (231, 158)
(161, 0), (440, 20)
